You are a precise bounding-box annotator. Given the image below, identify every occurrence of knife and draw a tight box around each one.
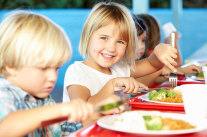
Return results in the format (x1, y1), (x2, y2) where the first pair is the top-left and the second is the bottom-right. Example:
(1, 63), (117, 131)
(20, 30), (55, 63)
(114, 86), (150, 93)
(41, 98), (129, 127)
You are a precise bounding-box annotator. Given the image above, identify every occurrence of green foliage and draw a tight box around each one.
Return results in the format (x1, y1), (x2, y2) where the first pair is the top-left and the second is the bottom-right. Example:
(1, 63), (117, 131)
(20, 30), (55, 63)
(150, 0), (170, 8)
(0, 0), (207, 9)
(0, 0), (132, 9)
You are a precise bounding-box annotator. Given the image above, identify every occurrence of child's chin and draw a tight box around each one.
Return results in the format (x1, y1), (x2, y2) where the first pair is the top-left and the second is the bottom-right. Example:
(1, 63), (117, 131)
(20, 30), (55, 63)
(35, 93), (50, 99)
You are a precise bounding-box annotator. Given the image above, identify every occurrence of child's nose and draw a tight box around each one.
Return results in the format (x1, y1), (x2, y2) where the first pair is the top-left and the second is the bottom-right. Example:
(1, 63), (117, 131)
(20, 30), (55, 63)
(106, 42), (116, 51)
(47, 69), (58, 82)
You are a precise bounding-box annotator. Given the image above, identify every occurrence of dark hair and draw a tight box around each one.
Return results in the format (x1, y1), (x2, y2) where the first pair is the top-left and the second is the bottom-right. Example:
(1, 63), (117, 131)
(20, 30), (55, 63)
(132, 14), (147, 36)
(137, 14), (161, 58)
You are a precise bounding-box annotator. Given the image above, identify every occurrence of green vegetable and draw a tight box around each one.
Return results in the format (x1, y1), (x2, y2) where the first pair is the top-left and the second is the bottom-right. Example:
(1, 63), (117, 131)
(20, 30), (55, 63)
(149, 89), (177, 101)
(151, 89), (167, 100)
(196, 72), (204, 77)
(98, 100), (124, 111)
(166, 91), (177, 97)
(143, 115), (152, 121)
(143, 116), (162, 130)
(149, 91), (156, 100)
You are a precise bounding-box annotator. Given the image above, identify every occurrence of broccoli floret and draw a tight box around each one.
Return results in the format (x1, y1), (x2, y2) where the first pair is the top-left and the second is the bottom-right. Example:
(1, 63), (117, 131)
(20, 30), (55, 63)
(143, 115), (152, 121)
(151, 90), (167, 100)
(166, 91), (177, 97)
(196, 72), (204, 77)
(149, 90), (157, 100)
(144, 116), (162, 130)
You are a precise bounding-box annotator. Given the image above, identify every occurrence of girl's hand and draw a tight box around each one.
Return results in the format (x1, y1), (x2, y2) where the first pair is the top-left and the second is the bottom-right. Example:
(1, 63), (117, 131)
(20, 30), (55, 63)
(178, 65), (202, 74)
(62, 99), (94, 122)
(154, 43), (177, 72)
(113, 77), (148, 95)
(161, 66), (184, 78)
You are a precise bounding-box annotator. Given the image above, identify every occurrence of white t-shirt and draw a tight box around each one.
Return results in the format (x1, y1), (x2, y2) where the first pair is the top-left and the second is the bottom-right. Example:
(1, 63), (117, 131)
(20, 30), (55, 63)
(62, 61), (130, 102)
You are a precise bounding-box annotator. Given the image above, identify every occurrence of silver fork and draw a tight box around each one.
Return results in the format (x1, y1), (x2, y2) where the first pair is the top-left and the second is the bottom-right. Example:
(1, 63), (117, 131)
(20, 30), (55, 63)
(169, 72), (177, 87)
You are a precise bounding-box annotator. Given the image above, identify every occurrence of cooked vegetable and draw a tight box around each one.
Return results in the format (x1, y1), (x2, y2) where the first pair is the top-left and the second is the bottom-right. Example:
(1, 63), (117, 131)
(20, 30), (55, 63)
(143, 115), (162, 130)
(149, 90), (157, 100)
(166, 91), (177, 97)
(150, 89), (167, 100)
(196, 72), (204, 77)
(149, 89), (179, 102)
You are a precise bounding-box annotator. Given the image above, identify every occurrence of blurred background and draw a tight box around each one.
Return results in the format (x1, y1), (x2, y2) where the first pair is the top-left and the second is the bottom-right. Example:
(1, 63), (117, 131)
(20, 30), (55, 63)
(0, 0), (207, 102)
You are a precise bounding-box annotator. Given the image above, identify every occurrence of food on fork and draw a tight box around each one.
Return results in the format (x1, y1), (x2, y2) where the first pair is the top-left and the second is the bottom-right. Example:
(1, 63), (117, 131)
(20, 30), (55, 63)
(148, 89), (183, 103)
(114, 111), (196, 131)
(196, 72), (204, 79)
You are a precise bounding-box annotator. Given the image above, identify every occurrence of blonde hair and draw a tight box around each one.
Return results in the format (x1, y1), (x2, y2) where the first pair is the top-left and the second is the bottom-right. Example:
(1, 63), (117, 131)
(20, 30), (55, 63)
(0, 10), (72, 77)
(79, 2), (137, 69)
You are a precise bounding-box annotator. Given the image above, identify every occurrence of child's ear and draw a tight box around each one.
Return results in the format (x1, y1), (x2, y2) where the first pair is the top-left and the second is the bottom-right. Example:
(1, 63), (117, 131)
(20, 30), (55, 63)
(5, 66), (17, 76)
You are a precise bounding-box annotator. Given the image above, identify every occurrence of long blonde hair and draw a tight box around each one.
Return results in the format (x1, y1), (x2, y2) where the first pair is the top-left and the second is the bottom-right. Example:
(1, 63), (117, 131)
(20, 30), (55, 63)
(79, 2), (137, 69)
(0, 10), (72, 77)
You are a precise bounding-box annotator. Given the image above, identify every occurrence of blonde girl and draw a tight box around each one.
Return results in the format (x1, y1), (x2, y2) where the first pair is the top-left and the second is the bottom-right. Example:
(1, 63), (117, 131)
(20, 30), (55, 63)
(63, 2), (177, 105)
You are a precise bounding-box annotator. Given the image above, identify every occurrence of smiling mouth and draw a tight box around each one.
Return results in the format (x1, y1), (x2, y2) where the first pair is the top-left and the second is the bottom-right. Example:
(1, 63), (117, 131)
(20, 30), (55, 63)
(101, 53), (114, 58)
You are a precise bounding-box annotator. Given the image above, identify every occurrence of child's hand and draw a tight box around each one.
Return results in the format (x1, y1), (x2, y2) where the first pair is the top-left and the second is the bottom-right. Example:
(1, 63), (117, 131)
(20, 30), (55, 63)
(161, 66), (184, 78)
(95, 95), (127, 115)
(113, 77), (148, 94)
(178, 65), (202, 74)
(154, 43), (177, 72)
(63, 99), (94, 122)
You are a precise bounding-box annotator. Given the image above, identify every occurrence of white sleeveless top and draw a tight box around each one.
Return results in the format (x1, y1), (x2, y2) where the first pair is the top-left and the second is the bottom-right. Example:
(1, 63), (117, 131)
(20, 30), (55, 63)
(62, 61), (130, 102)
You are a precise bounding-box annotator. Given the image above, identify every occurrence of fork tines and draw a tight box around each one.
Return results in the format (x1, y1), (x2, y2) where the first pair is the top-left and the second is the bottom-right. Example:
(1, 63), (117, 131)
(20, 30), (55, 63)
(169, 73), (178, 87)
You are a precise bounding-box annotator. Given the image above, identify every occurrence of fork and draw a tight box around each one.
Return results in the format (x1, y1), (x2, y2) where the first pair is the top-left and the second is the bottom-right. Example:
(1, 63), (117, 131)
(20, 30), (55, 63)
(169, 72), (177, 87)
(170, 32), (175, 47)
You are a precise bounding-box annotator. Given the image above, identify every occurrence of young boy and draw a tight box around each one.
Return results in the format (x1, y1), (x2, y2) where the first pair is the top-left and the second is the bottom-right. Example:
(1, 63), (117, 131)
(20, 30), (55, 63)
(0, 10), (94, 136)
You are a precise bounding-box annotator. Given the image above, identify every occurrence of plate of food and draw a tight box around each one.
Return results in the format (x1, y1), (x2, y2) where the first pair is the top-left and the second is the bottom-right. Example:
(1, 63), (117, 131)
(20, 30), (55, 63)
(97, 110), (207, 135)
(138, 88), (183, 105)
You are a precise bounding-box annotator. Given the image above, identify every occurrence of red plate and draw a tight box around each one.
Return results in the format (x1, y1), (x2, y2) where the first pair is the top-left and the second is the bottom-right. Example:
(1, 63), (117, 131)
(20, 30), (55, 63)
(128, 95), (184, 111)
(129, 80), (205, 112)
(177, 80), (205, 86)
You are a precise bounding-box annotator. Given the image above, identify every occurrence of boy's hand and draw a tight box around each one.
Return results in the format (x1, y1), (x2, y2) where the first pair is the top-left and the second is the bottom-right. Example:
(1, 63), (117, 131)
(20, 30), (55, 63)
(95, 95), (127, 115)
(154, 43), (177, 72)
(63, 99), (94, 122)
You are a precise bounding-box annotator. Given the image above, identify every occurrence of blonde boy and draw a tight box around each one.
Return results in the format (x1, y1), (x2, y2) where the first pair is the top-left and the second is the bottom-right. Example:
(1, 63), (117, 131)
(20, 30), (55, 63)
(0, 10), (93, 136)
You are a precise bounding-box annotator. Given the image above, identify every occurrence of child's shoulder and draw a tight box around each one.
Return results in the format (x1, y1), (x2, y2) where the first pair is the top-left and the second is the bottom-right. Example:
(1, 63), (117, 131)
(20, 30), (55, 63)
(66, 61), (97, 74)
(0, 78), (29, 100)
(0, 78), (13, 92)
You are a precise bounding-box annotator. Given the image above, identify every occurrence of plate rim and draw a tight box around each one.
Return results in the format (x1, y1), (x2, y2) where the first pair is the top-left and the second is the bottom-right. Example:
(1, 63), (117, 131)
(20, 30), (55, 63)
(97, 111), (207, 135)
(139, 93), (184, 106)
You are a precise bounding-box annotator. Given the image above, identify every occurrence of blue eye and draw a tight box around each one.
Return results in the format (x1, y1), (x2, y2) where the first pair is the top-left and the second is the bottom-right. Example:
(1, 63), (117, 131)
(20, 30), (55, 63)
(117, 40), (127, 45)
(100, 37), (107, 40)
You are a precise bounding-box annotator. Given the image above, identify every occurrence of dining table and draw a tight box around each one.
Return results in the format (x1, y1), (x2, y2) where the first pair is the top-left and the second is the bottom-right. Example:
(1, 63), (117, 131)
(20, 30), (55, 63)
(67, 71), (207, 137)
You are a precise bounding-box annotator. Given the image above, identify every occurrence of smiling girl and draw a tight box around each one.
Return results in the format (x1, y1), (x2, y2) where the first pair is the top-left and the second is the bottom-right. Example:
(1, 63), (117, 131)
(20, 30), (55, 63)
(63, 2), (178, 105)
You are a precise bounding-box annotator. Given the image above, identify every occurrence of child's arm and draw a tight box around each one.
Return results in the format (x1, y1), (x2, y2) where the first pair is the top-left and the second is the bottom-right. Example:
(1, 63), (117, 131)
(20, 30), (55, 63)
(131, 43), (177, 78)
(136, 68), (163, 86)
(68, 77), (148, 105)
(177, 64), (202, 74)
(0, 99), (93, 137)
